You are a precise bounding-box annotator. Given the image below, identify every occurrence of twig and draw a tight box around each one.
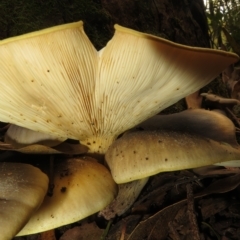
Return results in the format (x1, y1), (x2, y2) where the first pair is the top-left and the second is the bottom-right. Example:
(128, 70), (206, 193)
(119, 222), (127, 240)
(168, 221), (181, 240)
(186, 183), (201, 240)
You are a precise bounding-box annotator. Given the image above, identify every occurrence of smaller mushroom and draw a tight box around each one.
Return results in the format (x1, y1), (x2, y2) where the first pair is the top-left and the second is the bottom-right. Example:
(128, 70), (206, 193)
(1, 124), (88, 155)
(5, 124), (67, 148)
(16, 157), (117, 236)
(100, 109), (238, 219)
(106, 130), (240, 183)
(0, 162), (48, 240)
(134, 109), (238, 146)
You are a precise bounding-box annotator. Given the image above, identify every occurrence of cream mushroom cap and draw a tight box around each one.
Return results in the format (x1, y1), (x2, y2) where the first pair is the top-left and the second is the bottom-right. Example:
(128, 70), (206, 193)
(17, 157), (117, 236)
(5, 124), (67, 148)
(106, 130), (240, 183)
(0, 21), (238, 153)
(0, 162), (48, 240)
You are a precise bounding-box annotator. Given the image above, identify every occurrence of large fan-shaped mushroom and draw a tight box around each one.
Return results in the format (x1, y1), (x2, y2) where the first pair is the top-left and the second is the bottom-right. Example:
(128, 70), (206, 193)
(0, 21), (238, 153)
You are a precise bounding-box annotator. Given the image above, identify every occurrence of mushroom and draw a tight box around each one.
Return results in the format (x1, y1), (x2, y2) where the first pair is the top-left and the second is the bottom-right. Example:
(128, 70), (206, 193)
(0, 21), (239, 233)
(0, 162), (48, 240)
(1, 124), (88, 155)
(134, 108), (238, 146)
(101, 109), (240, 218)
(16, 157), (117, 236)
(5, 124), (67, 148)
(0, 21), (238, 154)
(106, 129), (240, 183)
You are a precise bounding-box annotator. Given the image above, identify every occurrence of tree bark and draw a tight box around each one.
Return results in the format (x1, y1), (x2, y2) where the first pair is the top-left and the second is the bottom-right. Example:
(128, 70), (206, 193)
(101, 0), (210, 47)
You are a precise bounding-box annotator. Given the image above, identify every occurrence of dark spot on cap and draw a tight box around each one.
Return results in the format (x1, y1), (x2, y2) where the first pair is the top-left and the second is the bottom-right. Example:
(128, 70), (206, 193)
(165, 158), (168, 162)
(61, 187), (67, 193)
(60, 169), (70, 178)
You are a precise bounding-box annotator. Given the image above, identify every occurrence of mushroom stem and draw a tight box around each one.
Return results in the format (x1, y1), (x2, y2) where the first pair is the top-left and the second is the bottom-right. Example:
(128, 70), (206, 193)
(99, 177), (149, 219)
(80, 135), (117, 154)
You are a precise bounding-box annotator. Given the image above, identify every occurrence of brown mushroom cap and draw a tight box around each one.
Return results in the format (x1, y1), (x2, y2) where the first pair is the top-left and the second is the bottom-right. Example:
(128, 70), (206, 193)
(0, 21), (238, 153)
(106, 130), (240, 183)
(0, 162), (48, 240)
(17, 157), (117, 236)
(134, 109), (238, 146)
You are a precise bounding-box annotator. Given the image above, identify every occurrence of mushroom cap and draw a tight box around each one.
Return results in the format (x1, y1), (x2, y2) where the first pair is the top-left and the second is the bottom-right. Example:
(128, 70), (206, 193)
(134, 109), (238, 146)
(106, 130), (240, 183)
(0, 21), (238, 153)
(17, 157), (117, 236)
(0, 162), (48, 239)
(5, 124), (66, 148)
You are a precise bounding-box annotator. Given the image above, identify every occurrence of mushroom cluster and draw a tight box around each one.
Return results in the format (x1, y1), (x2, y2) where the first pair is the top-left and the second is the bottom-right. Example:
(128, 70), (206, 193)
(0, 21), (239, 238)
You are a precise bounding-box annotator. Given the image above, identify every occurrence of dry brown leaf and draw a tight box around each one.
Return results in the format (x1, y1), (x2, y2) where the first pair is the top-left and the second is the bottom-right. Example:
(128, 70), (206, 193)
(127, 201), (186, 240)
(199, 197), (230, 220)
(38, 230), (56, 240)
(193, 165), (240, 176)
(59, 223), (104, 240)
(196, 174), (240, 197)
(107, 215), (142, 240)
(126, 174), (240, 240)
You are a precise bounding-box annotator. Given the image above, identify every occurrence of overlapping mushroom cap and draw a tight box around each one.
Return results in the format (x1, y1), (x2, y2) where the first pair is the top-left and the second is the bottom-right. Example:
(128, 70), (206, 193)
(0, 21), (238, 153)
(5, 124), (66, 148)
(106, 109), (240, 183)
(16, 157), (117, 236)
(0, 162), (48, 239)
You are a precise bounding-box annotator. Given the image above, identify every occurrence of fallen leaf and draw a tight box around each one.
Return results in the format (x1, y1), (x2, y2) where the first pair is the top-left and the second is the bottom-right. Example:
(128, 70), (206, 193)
(59, 223), (104, 240)
(125, 174), (240, 240)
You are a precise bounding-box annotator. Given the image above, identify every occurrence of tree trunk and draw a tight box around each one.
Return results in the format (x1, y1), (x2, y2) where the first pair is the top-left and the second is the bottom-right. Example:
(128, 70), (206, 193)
(101, 0), (210, 47)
